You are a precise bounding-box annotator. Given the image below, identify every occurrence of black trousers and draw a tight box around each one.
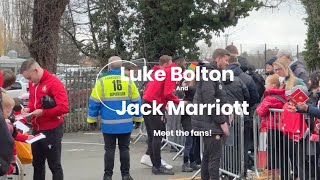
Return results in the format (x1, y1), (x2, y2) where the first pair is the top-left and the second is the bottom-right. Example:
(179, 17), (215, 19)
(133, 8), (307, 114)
(201, 134), (223, 180)
(103, 133), (131, 178)
(143, 100), (166, 169)
(244, 121), (254, 174)
(192, 136), (201, 165)
(32, 123), (63, 180)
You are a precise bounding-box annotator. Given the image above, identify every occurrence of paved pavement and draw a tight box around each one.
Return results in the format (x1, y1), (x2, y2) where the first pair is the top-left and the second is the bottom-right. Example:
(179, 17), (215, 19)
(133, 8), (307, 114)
(21, 130), (201, 180)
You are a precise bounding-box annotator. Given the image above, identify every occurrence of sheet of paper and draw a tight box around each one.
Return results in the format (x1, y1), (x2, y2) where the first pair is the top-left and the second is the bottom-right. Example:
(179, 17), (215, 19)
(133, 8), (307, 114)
(13, 120), (30, 134)
(15, 113), (32, 120)
(26, 133), (46, 144)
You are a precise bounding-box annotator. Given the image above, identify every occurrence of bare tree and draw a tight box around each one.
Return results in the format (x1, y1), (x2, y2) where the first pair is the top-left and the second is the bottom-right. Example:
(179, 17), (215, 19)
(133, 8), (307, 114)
(17, 0), (33, 46)
(0, 0), (31, 56)
(62, 0), (134, 65)
(25, 0), (69, 73)
(57, 11), (81, 65)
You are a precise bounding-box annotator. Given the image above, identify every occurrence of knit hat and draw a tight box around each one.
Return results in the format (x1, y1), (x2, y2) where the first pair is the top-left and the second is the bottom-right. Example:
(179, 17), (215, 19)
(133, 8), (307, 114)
(266, 56), (277, 65)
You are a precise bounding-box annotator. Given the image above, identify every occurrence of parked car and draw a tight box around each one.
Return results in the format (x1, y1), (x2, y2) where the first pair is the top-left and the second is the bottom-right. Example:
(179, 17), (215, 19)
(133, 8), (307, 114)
(6, 81), (28, 98)
(15, 74), (29, 90)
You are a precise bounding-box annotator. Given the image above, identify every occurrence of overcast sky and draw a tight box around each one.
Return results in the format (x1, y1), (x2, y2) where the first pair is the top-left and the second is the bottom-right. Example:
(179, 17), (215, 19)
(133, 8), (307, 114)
(209, 0), (307, 54)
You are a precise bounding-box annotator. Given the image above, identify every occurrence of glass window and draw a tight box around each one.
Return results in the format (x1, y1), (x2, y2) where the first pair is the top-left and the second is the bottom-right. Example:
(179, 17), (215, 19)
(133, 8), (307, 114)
(8, 82), (22, 90)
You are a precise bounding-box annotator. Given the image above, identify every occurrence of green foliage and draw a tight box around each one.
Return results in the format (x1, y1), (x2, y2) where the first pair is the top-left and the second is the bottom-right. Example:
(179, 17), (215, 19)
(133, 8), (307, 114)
(128, 0), (262, 61)
(301, 0), (320, 71)
(67, 0), (262, 65)
(89, 0), (128, 63)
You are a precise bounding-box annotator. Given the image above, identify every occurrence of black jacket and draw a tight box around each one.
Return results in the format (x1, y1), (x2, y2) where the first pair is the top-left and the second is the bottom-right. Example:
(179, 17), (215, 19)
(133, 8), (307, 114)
(191, 62), (228, 134)
(248, 71), (265, 99)
(223, 75), (250, 104)
(0, 115), (14, 175)
(227, 63), (260, 107)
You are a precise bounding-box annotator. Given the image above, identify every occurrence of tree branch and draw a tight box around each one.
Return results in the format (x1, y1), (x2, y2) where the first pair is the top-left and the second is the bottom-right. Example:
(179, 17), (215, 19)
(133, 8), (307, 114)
(261, 0), (285, 8)
(61, 25), (97, 59)
(86, 0), (99, 52)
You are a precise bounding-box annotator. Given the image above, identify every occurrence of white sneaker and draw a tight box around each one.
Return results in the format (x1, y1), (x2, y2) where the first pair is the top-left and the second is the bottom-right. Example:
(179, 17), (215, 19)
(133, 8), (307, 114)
(140, 154), (173, 170)
(140, 154), (152, 167)
(161, 159), (173, 170)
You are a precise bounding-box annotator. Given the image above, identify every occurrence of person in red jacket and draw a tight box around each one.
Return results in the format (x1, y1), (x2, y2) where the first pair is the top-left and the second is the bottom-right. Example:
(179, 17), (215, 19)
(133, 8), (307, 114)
(256, 74), (287, 179)
(20, 58), (69, 180)
(2, 92), (33, 175)
(142, 55), (186, 175)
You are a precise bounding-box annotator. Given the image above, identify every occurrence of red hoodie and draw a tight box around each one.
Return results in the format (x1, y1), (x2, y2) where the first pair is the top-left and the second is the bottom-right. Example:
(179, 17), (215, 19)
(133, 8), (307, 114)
(143, 63), (180, 107)
(256, 88), (286, 130)
(27, 69), (69, 131)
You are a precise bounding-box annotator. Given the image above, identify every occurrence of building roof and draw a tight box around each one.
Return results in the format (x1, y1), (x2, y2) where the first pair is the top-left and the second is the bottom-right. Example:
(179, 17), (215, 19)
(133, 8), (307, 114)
(0, 56), (26, 64)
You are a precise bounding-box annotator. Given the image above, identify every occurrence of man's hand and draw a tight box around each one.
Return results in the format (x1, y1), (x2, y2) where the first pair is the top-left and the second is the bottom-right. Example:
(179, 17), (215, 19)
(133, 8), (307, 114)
(89, 122), (98, 131)
(32, 109), (43, 117)
(220, 122), (229, 136)
(296, 102), (308, 112)
(21, 108), (30, 114)
(287, 103), (297, 112)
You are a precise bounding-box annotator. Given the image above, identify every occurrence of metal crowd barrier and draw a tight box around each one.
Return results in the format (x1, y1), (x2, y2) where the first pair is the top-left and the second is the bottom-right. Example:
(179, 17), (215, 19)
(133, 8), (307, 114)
(191, 108), (245, 180)
(253, 108), (319, 180)
(132, 122), (148, 144)
(132, 112), (186, 160)
(134, 107), (246, 179)
(161, 112), (185, 161)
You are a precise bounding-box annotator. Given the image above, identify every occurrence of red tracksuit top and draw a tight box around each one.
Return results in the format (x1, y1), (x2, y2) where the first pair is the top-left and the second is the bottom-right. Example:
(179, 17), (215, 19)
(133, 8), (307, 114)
(27, 69), (69, 131)
(143, 63), (180, 108)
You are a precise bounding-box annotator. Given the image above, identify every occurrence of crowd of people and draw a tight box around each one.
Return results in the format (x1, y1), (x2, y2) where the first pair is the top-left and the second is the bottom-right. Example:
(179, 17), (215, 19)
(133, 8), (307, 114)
(0, 43), (320, 180)
(0, 59), (69, 180)
(84, 42), (319, 180)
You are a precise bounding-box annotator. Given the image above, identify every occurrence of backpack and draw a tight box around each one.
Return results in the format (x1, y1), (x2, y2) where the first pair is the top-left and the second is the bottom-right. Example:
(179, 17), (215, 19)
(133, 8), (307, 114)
(0, 92), (14, 176)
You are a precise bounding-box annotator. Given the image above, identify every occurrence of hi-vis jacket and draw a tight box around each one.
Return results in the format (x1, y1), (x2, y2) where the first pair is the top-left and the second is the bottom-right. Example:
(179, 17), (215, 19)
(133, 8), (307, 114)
(87, 69), (143, 134)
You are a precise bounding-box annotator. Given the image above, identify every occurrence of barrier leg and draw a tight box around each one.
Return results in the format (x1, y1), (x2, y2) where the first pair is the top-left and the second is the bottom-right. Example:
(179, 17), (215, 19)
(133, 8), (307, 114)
(190, 136), (203, 179)
(132, 132), (147, 144)
(172, 147), (185, 161)
(161, 138), (169, 150)
(132, 122), (148, 144)
(191, 169), (201, 180)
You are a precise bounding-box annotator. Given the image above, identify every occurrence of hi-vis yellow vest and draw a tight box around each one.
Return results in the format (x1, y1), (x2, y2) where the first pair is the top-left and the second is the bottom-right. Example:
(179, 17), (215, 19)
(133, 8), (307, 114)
(87, 69), (143, 134)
